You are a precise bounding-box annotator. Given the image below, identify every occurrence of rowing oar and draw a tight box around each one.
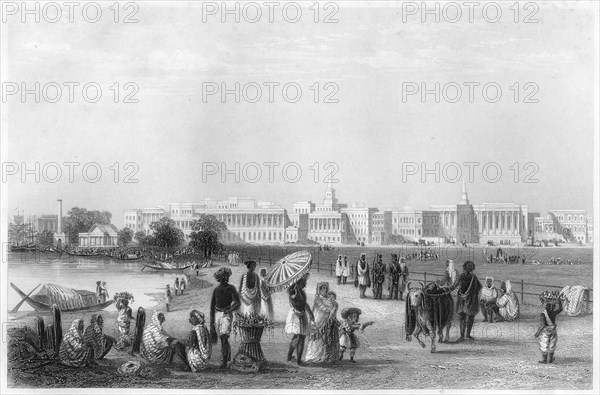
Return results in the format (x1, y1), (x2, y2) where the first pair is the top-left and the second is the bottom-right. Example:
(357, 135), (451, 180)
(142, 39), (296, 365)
(141, 263), (148, 272)
(11, 283), (41, 313)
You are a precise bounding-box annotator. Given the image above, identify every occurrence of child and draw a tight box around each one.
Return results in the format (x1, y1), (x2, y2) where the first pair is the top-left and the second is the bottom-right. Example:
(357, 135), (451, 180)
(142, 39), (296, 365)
(165, 285), (173, 312)
(339, 307), (374, 363)
(534, 290), (563, 364)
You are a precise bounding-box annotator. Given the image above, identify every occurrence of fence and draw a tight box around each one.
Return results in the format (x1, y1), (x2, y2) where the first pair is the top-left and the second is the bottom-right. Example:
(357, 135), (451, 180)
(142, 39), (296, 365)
(406, 271), (593, 310)
(228, 246), (593, 310)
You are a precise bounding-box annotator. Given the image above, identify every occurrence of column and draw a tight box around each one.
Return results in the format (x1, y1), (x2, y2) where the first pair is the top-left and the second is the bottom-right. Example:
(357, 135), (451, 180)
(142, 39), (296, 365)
(492, 211), (496, 235)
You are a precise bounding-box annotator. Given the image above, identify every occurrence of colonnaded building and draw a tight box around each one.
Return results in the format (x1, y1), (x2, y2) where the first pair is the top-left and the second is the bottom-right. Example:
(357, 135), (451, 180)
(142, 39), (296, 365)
(121, 183), (593, 246)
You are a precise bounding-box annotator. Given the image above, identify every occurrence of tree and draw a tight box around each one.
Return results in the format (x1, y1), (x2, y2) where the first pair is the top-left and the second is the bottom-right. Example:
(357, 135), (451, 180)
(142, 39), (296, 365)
(149, 217), (184, 249)
(189, 215), (227, 258)
(118, 227), (134, 247)
(134, 231), (147, 245)
(37, 230), (55, 246)
(63, 207), (112, 245)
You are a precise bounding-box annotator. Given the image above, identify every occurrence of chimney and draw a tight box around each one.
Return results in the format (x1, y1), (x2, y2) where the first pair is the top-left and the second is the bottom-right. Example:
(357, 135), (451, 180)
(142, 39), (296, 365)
(57, 199), (63, 233)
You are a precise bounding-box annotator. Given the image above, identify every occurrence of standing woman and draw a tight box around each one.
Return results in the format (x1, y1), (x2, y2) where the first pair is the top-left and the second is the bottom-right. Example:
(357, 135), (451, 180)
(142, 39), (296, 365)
(185, 310), (212, 371)
(238, 260), (262, 317)
(115, 298), (135, 350)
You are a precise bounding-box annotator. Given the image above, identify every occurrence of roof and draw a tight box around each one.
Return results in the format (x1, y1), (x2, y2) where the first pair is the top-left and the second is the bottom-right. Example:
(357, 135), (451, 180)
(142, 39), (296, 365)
(87, 223), (119, 235)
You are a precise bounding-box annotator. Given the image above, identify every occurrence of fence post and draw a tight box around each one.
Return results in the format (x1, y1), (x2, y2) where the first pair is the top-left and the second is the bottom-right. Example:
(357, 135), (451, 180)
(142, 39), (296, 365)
(520, 279), (524, 304)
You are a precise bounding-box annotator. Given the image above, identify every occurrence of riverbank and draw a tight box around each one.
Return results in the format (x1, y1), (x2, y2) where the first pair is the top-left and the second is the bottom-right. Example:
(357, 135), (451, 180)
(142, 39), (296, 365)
(7, 258), (594, 390)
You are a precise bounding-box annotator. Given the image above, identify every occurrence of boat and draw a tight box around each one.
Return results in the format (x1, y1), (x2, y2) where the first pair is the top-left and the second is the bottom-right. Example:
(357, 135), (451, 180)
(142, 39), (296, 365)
(113, 254), (145, 261)
(65, 251), (102, 257)
(142, 262), (192, 272)
(10, 283), (114, 313)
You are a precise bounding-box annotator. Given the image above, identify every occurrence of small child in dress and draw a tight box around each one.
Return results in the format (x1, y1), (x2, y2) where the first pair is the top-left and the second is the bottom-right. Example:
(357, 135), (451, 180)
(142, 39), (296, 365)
(339, 307), (374, 363)
(534, 290), (564, 364)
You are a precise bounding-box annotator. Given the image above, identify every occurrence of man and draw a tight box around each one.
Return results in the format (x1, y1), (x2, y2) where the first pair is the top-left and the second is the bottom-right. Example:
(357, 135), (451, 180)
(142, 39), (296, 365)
(285, 274), (315, 366)
(372, 254), (386, 300)
(494, 280), (520, 322)
(165, 285), (173, 312)
(455, 261), (482, 342)
(335, 255), (344, 285)
(398, 257), (409, 300)
(238, 260), (262, 317)
(387, 254), (401, 300)
(534, 291), (563, 364)
(479, 277), (498, 323)
(210, 267), (241, 369)
(355, 253), (371, 299)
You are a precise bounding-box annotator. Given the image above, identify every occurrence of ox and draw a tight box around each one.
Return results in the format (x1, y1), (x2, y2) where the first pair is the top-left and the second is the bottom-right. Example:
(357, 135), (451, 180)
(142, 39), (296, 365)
(405, 282), (454, 353)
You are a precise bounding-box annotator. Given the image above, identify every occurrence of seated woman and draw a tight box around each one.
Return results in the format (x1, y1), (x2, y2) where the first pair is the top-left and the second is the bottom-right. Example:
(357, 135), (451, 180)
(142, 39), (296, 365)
(141, 311), (189, 369)
(185, 310), (212, 372)
(83, 314), (114, 360)
(59, 319), (95, 367)
(494, 280), (520, 321)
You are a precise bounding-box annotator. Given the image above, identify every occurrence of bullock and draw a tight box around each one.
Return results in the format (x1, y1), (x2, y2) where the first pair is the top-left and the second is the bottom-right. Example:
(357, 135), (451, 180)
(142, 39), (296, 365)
(405, 282), (454, 353)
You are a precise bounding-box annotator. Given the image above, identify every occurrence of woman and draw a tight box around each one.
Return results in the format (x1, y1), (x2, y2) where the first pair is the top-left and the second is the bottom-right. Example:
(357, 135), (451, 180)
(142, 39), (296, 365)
(335, 255), (344, 284)
(238, 260), (262, 317)
(115, 298), (134, 350)
(141, 311), (188, 367)
(305, 283), (339, 363)
(59, 319), (95, 367)
(83, 314), (114, 360)
(185, 310), (212, 372)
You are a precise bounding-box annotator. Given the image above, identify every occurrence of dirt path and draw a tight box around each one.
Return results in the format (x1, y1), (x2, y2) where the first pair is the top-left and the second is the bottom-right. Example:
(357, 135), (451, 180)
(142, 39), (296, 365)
(7, 261), (594, 390)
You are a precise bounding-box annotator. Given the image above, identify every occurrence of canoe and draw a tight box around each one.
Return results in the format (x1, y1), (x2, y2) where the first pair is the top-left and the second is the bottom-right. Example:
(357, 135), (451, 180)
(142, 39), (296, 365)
(66, 251), (102, 257)
(142, 262), (192, 272)
(10, 283), (114, 313)
(107, 254), (145, 261)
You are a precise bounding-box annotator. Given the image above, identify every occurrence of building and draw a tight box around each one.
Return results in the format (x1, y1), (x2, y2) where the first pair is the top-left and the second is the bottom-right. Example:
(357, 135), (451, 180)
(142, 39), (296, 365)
(169, 197), (292, 244)
(123, 207), (166, 235)
(31, 215), (59, 233)
(290, 183), (350, 245)
(78, 223), (119, 246)
(372, 210), (392, 245)
(533, 210), (592, 244)
(429, 183), (529, 244)
(392, 209), (423, 241)
(586, 216), (593, 244)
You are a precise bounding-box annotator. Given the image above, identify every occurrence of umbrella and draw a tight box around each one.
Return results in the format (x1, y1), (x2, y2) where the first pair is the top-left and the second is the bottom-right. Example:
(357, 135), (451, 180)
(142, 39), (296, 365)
(263, 251), (312, 293)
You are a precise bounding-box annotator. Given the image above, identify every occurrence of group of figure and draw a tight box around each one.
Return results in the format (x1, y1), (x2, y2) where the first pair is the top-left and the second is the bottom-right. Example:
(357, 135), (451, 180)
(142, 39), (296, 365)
(165, 276), (187, 312)
(479, 277), (520, 323)
(355, 253), (408, 300)
(284, 273), (374, 365)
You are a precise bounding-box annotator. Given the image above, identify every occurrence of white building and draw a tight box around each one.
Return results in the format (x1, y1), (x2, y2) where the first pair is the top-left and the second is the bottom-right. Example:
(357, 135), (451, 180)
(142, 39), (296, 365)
(533, 209), (592, 244)
(169, 197), (293, 245)
(78, 223), (119, 246)
(123, 207), (166, 235)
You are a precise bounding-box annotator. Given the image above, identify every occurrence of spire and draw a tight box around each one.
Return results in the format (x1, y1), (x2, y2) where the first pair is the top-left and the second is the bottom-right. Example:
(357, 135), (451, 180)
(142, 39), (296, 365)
(459, 180), (469, 205)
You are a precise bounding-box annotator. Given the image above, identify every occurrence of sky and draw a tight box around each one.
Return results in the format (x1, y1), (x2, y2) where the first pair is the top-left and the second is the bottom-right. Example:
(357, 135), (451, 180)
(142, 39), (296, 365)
(2, 1), (597, 228)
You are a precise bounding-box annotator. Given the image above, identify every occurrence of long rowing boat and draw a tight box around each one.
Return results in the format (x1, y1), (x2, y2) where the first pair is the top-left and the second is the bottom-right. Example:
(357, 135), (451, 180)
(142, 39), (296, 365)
(10, 283), (114, 313)
(141, 262), (192, 272)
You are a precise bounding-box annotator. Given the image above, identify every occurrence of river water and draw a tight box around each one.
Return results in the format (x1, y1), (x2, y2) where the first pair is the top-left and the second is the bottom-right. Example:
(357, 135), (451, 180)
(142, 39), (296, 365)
(7, 253), (193, 312)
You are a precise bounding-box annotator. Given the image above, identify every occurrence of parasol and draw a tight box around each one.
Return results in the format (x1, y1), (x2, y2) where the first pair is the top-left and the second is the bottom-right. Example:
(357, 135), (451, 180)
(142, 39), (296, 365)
(263, 251), (312, 293)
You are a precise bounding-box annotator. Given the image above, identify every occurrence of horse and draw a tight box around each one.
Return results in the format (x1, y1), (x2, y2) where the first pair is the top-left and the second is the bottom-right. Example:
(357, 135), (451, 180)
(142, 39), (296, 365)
(405, 282), (454, 353)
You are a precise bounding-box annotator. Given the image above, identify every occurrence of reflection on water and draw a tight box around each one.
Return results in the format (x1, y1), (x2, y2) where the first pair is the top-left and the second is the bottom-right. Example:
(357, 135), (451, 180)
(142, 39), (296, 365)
(7, 254), (192, 313)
